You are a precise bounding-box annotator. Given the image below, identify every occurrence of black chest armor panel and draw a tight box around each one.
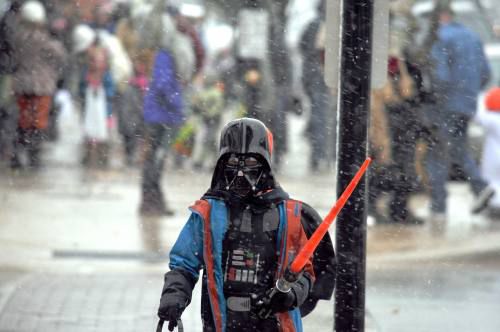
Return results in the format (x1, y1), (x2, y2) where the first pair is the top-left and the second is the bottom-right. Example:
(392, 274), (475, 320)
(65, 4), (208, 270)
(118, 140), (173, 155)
(221, 202), (280, 331)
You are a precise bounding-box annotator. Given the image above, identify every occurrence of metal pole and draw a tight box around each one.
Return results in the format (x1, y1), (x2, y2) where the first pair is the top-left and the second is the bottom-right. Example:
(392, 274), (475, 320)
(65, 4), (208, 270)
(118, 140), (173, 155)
(334, 0), (373, 330)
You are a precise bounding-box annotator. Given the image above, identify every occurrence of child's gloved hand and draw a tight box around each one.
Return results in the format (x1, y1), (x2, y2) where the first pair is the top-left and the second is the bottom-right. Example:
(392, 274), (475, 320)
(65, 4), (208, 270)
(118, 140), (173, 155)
(253, 287), (297, 319)
(158, 298), (185, 331)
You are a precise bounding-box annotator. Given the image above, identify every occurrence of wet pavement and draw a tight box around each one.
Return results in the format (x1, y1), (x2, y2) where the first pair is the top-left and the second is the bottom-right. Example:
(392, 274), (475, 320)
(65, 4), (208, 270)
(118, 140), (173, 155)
(366, 263), (500, 332)
(0, 274), (161, 332)
(1, 109), (500, 331)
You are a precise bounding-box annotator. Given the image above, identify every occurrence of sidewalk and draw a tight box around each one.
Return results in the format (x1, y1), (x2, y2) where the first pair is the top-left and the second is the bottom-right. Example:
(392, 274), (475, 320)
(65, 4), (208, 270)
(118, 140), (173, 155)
(1, 163), (499, 270)
(2, 105), (499, 271)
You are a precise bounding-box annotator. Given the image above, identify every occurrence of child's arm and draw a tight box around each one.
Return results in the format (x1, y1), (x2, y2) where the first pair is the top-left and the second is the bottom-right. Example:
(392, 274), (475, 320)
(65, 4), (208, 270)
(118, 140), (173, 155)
(158, 212), (204, 323)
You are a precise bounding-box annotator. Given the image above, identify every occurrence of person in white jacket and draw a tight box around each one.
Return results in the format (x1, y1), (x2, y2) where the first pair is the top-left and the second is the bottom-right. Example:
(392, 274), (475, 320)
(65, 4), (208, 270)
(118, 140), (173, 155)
(475, 86), (500, 216)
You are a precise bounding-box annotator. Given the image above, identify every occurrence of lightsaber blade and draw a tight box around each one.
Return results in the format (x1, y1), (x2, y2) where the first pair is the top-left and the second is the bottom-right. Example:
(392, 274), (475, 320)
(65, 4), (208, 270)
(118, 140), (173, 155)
(289, 157), (372, 274)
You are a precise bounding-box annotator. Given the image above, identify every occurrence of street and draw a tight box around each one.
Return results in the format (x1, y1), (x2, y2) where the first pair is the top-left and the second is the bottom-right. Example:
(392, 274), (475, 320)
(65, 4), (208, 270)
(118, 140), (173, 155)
(367, 260), (500, 332)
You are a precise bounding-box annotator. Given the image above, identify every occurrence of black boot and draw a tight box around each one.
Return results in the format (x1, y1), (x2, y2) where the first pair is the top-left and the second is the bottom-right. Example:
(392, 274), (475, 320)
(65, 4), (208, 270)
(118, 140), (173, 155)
(10, 154), (23, 169)
(97, 142), (110, 169)
(28, 129), (43, 169)
(10, 128), (25, 169)
(81, 140), (93, 166)
(389, 208), (424, 226)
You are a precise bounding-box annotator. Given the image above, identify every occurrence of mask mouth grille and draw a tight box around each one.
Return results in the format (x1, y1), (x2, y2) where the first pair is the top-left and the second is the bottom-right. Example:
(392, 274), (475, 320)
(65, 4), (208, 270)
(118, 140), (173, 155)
(223, 154), (265, 196)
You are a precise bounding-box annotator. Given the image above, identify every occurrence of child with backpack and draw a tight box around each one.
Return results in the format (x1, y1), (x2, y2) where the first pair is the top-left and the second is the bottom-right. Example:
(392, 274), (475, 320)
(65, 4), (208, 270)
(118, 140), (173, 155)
(156, 118), (336, 331)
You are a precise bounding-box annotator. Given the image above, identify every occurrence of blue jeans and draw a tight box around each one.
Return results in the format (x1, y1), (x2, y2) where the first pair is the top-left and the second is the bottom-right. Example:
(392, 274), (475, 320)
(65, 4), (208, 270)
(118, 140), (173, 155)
(425, 112), (487, 213)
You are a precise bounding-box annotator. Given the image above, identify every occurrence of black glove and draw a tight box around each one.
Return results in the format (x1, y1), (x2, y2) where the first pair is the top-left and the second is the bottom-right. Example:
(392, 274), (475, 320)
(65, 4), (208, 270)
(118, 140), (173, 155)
(253, 269), (312, 318)
(158, 269), (195, 331)
(253, 287), (297, 319)
(158, 297), (185, 331)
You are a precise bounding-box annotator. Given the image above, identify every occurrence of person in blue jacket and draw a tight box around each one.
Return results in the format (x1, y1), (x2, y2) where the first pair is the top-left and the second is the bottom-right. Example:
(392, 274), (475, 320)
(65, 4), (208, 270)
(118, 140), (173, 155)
(139, 14), (184, 216)
(425, 4), (495, 227)
(157, 118), (336, 331)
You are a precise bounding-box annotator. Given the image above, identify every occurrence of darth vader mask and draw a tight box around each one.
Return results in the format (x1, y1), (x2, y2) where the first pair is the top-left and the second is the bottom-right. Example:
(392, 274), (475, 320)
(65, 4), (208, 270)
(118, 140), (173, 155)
(223, 153), (267, 197)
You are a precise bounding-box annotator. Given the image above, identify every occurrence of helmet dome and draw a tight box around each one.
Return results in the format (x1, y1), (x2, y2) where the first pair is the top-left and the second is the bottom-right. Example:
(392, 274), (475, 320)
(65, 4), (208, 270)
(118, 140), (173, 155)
(218, 117), (273, 168)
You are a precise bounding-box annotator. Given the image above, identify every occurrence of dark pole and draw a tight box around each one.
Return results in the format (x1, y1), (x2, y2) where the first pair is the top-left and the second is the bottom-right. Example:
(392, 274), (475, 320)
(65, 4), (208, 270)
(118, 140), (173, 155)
(334, 0), (373, 331)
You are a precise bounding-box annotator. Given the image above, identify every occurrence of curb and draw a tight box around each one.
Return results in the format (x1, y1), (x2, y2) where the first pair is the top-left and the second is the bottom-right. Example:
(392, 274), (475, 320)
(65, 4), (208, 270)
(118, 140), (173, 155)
(367, 232), (500, 266)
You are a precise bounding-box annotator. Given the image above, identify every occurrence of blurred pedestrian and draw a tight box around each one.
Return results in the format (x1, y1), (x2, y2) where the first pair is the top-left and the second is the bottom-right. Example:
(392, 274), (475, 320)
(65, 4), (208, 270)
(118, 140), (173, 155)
(190, 72), (224, 170)
(267, 0), (293, 169)
(45, 0), (78, 52)
(299, 0), (330, 172)
(476, 86), (500, 218)
(156, 118), (335, 331)
(73, 24), (114, 168)
(213, 48), (238, 105)
(114, 4), (146, 166)
(426, 5), (494, 226)
(118, 61), (147, 167)
(0, 0), (21, 164)
(10, 0), (66, 169)
(368, 3), (425, 225)
(233, 2), (275, 129)
(93, 9), (132, 100)
(0, 1), (21, 75)
(169, 3), (206, 81)
(138, 8), (185, 216)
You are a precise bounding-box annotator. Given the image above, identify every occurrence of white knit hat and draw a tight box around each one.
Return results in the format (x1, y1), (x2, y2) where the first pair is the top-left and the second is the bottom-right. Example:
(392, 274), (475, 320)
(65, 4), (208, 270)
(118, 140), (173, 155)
(72, 24), (96, 54)
(20, 1), (46, 24)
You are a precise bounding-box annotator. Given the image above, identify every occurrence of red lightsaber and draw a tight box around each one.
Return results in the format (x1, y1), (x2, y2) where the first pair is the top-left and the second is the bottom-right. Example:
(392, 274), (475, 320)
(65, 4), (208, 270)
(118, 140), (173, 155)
(256, 158), (372, 316)
(289, 157), (372, 274)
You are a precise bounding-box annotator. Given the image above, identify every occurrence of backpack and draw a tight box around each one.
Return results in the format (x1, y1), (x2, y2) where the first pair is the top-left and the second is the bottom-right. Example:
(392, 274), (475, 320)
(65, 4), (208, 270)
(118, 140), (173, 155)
(298, 202), (336, 317)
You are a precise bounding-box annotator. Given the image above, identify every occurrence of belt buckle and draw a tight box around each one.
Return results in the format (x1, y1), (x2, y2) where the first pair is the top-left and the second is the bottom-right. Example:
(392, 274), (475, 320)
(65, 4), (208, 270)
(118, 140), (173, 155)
(227, 296), (251, 312)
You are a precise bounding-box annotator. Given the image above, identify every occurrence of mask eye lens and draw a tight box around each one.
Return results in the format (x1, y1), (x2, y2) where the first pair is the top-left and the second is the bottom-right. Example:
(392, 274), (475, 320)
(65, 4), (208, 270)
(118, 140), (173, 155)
(244, 157), (260, 167)
(227, 155), (239, 167)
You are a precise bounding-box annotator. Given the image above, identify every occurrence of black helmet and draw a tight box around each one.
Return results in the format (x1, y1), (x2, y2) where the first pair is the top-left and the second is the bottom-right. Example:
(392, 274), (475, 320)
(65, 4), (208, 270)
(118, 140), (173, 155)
(218, 117), (273, 168)
(210, 118), (276, 192)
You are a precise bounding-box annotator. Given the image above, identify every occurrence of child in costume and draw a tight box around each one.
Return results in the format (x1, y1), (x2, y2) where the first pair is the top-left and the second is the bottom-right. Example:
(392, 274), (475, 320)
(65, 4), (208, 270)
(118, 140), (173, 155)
(157, 118), (336, 331)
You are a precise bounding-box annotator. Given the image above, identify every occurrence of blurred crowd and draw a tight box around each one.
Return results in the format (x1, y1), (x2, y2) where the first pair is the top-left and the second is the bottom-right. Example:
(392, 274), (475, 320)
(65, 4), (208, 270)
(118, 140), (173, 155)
(368, 0), (500, 229)
(0, 0), (499, 225)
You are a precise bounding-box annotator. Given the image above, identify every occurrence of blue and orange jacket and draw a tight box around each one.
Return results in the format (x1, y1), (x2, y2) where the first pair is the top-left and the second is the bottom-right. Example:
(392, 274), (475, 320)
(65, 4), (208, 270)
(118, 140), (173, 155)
(168, 198), (315, 332)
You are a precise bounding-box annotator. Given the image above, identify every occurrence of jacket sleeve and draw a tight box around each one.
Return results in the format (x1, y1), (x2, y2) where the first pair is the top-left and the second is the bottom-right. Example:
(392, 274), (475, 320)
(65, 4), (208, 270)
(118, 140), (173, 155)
(162, 212), (204, 306)
(289, 205), (316, 309)
(291, 271), (313, 308)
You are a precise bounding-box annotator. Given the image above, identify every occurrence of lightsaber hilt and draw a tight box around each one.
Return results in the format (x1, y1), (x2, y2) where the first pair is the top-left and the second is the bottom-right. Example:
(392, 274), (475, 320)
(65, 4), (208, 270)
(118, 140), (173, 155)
(275, 266), (303, 293)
